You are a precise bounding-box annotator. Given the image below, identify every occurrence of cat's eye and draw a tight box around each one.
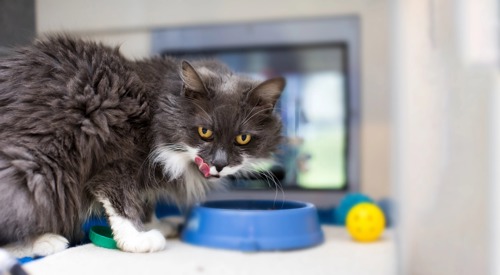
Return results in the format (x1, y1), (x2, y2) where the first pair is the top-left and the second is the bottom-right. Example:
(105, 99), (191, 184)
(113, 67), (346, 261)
(198, 127), (213, 140)
(235, 134), (252, 145)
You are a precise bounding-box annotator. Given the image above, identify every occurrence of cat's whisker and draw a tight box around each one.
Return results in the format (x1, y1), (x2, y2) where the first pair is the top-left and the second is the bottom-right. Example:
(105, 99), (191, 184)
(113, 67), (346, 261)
(241, 103), (259, 126)
(241, 107), (275, 126)
(186, 98), (211, 121)
(242, 157), (285, 207)
(263, 169), (282, 206)
(261, 169), (273, 188)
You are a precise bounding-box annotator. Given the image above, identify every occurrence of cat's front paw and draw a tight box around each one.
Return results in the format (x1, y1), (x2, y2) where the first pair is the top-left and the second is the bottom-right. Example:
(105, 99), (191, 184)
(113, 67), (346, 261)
(4, 233), (69, 257)
(98, 198), (167, 253)
(115, 229), (167, 253)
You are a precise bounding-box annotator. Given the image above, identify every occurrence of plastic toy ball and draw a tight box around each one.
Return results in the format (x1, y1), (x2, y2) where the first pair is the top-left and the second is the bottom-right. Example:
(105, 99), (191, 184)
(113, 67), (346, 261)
(346, 203), (385, 242)
(334, 193), (374, 225)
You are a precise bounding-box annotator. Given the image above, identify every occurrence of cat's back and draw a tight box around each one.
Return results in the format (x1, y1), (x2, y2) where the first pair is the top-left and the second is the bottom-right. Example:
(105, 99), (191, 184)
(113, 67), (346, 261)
(0, 35), (149, 170)
(0, 35), (130, 97)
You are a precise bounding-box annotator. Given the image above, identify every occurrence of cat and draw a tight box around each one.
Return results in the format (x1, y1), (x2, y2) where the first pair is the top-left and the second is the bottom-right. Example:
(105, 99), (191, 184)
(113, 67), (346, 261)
(0, 35), (284, 256)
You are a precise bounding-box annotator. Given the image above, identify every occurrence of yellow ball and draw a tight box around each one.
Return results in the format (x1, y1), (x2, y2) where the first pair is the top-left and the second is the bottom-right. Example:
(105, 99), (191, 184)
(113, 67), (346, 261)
(346, 203), (386, 242)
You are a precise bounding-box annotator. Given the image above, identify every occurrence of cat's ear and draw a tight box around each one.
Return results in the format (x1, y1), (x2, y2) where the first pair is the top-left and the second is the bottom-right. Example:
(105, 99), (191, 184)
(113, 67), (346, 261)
(180, 61), (208, 99)
(247, 77), (286, 108)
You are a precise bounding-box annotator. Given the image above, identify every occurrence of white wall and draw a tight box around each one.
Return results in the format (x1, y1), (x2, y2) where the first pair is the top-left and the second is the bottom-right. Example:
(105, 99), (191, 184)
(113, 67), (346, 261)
(35, 0), (392, 199)
(392, 0), (498, 274)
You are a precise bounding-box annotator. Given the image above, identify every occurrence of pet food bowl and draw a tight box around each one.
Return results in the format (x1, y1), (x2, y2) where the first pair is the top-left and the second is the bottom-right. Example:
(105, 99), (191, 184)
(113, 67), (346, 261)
(181, 200), (324, 251)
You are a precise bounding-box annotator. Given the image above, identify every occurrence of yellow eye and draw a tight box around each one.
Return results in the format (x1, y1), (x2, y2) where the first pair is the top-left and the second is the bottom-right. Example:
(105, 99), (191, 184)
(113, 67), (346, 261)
(198, 127), (213, 139)
(235, 134), (252, 145)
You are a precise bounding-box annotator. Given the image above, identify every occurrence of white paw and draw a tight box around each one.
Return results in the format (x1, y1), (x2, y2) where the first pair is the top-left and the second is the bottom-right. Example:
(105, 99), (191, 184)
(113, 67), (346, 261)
(3, 234), (68, 257)
(32, 234), (69, 256)
(3, 243), (34, 258)
(116, 229), (167, 253)
(98, 198), (168, 253)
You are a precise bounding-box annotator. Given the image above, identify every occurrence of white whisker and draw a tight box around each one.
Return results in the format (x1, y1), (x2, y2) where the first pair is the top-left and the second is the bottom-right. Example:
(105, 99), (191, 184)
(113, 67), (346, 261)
(241, 103), (259, 126)
(241, 107), (274, 126)
(187, 99), (211, 121)
(240, 157), (284, 206)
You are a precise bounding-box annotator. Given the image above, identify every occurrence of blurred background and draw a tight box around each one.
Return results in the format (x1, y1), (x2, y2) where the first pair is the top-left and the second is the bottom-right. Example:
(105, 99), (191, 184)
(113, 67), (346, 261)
(1, 0), (498, 274)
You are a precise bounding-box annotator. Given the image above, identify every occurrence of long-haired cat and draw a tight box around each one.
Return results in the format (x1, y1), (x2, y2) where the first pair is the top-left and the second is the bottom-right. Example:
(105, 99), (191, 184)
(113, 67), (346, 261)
(0, 36), (284, 256)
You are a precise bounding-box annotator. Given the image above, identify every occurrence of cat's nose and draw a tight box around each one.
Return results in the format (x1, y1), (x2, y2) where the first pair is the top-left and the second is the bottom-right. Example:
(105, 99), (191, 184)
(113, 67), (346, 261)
(213, 162), (227, 173)
(212, 149), (228, 173)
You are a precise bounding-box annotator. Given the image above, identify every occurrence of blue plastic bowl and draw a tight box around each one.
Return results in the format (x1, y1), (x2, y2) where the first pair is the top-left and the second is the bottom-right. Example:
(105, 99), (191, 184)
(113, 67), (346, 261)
(181, 200), (324, 251)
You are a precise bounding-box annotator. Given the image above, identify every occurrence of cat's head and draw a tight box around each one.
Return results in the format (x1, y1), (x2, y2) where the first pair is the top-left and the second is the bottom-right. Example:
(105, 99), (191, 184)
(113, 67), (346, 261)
(151, 60), (285, 202)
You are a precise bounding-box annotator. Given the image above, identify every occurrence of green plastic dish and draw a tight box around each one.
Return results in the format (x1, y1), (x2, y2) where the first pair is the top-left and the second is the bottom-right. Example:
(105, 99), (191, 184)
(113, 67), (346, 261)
(89, 226), (118, 249)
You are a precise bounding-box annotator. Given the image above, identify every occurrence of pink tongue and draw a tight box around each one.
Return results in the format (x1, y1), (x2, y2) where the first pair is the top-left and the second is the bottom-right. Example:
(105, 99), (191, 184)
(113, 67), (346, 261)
(194, 156), (204, 166)
(199, 163), (210, 178)
(195, 156), (211, 177)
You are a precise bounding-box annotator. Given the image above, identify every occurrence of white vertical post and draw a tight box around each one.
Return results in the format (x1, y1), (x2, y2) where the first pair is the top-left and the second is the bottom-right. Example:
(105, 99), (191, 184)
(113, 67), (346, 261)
(392, 0), (498, 274)
(492, 74), (500, 275)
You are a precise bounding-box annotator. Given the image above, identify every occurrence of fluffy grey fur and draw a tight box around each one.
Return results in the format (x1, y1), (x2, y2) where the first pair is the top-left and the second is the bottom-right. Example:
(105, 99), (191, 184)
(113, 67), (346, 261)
(0, 36), (284, 251)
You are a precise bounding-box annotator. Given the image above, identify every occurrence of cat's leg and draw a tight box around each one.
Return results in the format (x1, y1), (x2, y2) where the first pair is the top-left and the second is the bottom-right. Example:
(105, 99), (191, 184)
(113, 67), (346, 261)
(89, 161), (168, 253)
(3, 234), (68, 258)
(144, 214), (183, 238)
(139, 201), (182, 239)
(97, 197), (167, 253)
(0, 145), (73, 258)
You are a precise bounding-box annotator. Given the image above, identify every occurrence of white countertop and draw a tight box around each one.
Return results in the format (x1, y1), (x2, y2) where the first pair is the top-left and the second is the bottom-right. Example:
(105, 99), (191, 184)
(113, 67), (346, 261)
(24, 226), (396, 275)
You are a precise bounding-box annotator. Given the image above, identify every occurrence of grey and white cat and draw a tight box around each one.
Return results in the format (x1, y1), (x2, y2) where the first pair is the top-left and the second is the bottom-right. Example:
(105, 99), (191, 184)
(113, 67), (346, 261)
(0, 36), (284, 256)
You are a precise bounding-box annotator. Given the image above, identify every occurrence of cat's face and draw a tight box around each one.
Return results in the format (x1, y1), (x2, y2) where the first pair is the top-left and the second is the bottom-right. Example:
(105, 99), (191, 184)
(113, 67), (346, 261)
(151, 60), (284, 199)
